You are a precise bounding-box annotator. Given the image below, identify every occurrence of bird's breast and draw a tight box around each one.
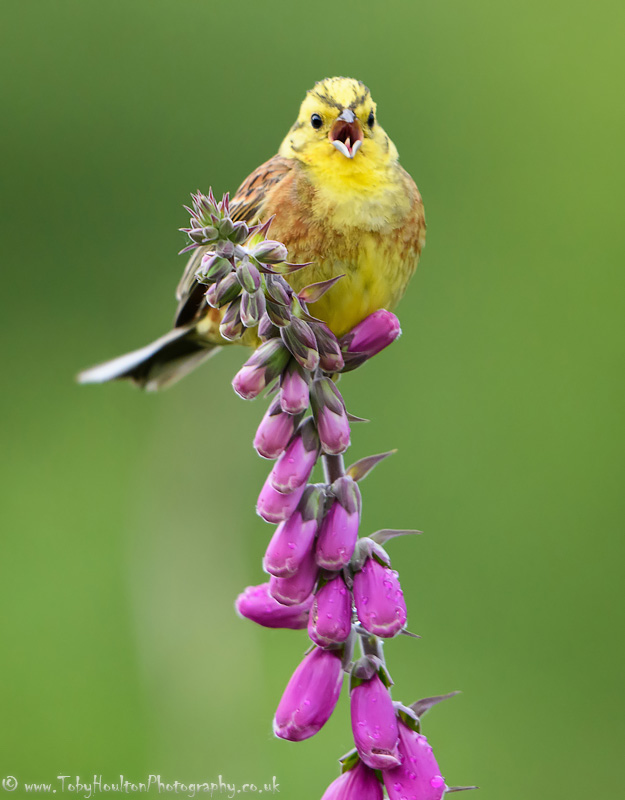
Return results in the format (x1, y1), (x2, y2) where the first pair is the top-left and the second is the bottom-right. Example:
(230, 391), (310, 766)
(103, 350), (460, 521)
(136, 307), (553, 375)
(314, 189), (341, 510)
(265, 164), (425, 337)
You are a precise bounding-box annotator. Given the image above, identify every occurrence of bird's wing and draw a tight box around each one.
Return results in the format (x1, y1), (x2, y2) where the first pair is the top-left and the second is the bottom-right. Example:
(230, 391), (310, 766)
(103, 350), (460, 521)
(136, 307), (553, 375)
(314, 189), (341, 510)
(174, 155), (294, 327)
(229, 154), (294, 224)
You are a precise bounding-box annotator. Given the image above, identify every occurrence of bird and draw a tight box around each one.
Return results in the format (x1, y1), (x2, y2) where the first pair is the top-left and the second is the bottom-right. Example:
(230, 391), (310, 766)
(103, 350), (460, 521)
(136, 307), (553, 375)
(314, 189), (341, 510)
(78, 77), (426, 390)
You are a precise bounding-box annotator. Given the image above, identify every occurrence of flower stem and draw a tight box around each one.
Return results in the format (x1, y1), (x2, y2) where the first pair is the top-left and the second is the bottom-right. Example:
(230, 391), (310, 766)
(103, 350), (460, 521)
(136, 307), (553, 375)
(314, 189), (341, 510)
(360, 632), (385, 661)
(322, 452), (345, 484)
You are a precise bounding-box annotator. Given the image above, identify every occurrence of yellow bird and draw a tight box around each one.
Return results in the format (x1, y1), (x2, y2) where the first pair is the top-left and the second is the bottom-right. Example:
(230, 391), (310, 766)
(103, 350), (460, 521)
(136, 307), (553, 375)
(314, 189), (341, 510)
(79, 77), (426, 390)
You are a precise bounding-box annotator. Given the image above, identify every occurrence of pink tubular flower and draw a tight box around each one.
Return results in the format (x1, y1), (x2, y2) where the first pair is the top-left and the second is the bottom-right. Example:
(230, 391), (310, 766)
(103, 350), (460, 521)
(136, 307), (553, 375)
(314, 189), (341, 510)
(353, 557), (407, 638)
(308, 574), (353, 647)
(383, 722), (447, 800)
(231, 363), (264, 398)
(342, 310), (401, 358)
(280, 360), (310, 414)
(273, 646), (343, 742)
(235, 583), (311, 629)
(269, 419), (319, 493)
(232, 339), (289, 400)
(351, 673), (401, 769)
(313, 322), (345, 373)
(254, 398), (298, 460)
(321, 761), (384, 800)
(264, 513), (318, 578)
(316, 407), (351, 455)
(257, 474), (306, 523)
(311, 377), (351, 455)
(269, 544), (318, 605)
(316, 477), (361, 570)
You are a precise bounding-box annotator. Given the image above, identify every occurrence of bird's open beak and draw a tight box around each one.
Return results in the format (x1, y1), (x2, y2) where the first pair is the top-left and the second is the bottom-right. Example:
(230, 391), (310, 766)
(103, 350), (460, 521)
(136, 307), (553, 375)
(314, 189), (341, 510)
(329, 109), (363, 159)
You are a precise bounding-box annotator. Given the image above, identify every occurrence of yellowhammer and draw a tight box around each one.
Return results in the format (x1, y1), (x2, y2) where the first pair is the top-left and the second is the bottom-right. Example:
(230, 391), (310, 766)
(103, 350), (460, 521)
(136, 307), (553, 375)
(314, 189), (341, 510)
(79, 77), (426, 389)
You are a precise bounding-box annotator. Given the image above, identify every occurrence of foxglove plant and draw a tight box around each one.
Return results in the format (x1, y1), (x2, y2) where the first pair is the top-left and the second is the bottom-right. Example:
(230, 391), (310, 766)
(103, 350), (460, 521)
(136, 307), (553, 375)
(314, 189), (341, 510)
(183, 191), (475, 798)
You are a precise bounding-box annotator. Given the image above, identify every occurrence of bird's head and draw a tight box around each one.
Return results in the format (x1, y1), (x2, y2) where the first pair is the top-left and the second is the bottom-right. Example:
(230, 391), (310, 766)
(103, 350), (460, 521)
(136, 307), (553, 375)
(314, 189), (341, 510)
(279, 77), (398, 173)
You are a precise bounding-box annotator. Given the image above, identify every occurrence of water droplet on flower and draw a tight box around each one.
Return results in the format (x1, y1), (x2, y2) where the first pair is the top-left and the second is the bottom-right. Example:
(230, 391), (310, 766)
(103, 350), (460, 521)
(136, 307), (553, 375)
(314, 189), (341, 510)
(430, 776), (445, 789)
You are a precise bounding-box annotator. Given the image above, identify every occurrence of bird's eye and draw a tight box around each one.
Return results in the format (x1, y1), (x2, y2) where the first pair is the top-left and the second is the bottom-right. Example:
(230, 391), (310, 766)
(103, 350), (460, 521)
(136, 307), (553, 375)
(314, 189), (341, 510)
(310, 113), (323, 129)
(367, 111), (375, 128)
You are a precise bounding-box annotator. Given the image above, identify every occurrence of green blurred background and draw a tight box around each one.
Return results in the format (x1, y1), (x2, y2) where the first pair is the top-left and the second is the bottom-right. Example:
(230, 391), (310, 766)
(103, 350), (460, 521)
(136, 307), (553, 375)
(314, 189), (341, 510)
(1, 0), (623, 797)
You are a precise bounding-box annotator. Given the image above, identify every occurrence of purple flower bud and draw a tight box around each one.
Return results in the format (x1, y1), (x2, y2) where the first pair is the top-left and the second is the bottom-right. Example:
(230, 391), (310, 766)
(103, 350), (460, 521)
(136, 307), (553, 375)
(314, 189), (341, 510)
(342, 310), (401, 357)
(265, 274), (293, 306)
(273, 646), (343, 741)
(202, 225), (219, 241)
(316, 478), (361, 570)
(269, 419), (319, 492)
(205, 272), (241, 308)
(258, 313), (278, 341)
(232, 339), (290, 400)
(351, 673), (401, 770)
(257, 475), (306, 524)
(353, 557), (407, 638)
(218, 217), (235, 237)
(188, 226), (212, 244)
(266, 299), (292, 327)
(313, 322), (345, 372)
(232, 364), (264, 400)
(280, 361), (310, 414)
(215, 239), (235, 258)
(254, 399), (297, 459)
(321, 761), (384, 800)
(308, 574), (352, 647)
(235, 582), (311, 629)
(317, 406), (351, 454)
(231, 220), (250, 243)
(196, 253), (232, 284)
(269, 543), (318, 605)
(219, 298), (244, 341)
(281, 318), (320, 371)
(236, 261), (261, 293)
(263, 512), (318, 578)
(311, 378), (351, 455)
(253, 240), (289, 264)
(240, 289), (266, 327)
(383, 723), (447, 800)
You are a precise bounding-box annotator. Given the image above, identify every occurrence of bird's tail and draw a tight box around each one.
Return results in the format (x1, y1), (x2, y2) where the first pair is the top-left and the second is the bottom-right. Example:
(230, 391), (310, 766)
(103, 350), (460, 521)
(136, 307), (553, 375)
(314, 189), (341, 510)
(77, 326), (221, 391)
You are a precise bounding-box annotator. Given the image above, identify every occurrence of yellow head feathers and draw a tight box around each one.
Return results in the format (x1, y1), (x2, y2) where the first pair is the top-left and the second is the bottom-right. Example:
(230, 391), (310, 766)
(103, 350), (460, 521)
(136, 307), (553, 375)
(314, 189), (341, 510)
(279, 77), (398, 173)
